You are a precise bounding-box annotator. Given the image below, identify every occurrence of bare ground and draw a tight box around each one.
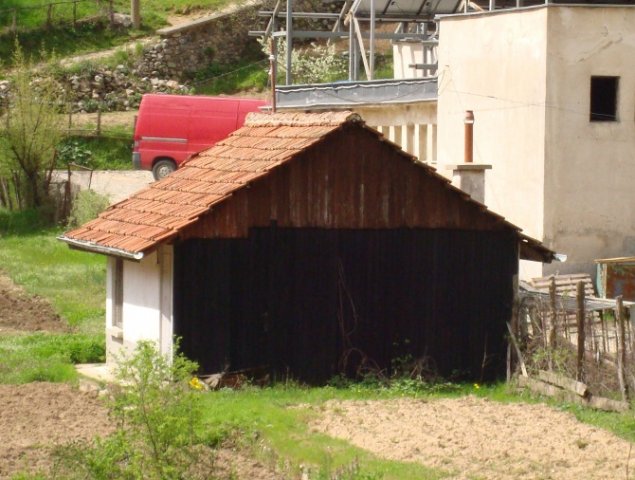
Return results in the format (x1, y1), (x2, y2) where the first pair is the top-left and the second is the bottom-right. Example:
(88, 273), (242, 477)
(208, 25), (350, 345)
(0, 273), (281, 479)
(311, 396), (635, 480)
(0, 382), (112, 478)
(0, 273), (69, 334)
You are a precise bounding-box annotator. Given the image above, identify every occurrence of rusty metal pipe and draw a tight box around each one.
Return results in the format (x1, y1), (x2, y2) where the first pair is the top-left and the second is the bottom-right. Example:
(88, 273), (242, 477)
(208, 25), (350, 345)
(464, 110), (474, 163)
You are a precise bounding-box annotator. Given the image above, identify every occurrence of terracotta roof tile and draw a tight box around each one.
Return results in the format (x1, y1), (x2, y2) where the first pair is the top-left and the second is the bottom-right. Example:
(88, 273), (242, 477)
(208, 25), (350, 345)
(60, 111), (355, 257)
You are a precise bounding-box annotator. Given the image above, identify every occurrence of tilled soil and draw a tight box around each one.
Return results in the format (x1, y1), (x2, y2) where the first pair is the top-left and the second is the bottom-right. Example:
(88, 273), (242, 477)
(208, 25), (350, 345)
(0, 382), (112, 478)
(311, 396), (635, 480)
(0, 273), (69, 333)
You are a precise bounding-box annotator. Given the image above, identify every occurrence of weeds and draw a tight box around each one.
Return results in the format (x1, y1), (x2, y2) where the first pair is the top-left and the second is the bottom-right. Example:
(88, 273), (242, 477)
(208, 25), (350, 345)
(67, 190), (110, 227)
(53, 341), (217, 480)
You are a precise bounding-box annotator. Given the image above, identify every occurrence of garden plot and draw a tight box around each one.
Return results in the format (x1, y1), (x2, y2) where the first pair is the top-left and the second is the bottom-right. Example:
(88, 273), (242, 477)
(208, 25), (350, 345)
(0, 273), (68, 333)
(311, 396), (634, 480)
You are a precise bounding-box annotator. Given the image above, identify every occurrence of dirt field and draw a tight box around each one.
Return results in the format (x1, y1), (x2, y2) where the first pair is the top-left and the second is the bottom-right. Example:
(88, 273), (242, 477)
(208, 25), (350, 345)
(0, 274), (69, 334)
(0, 382), (112, 478)
(311, 396), (635, 480)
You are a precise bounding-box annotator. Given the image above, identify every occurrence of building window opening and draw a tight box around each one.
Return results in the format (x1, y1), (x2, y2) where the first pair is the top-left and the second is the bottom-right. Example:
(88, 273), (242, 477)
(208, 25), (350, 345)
(113, 258), (123, 329)
(590, 76), (619, 122)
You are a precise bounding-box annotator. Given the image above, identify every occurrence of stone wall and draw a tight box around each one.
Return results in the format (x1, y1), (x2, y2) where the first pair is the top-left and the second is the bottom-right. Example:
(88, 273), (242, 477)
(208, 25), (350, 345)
(137, 1), (264, 79)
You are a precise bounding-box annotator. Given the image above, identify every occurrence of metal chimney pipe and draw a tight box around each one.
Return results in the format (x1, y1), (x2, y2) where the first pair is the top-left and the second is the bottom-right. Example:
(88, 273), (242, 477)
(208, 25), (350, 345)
(464, 110), (474, 163)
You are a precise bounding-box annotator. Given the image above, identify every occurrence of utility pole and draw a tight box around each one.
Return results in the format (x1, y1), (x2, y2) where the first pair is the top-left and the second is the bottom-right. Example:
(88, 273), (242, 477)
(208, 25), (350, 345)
(131, 0), (141, 29)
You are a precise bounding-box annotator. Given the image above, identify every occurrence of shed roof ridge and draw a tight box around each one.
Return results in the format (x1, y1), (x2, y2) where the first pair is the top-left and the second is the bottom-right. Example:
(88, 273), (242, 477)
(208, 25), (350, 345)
(244, 111), (361, 127)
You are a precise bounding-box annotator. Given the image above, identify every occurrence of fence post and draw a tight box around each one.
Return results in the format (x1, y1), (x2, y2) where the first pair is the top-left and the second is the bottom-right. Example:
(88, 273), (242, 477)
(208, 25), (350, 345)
(576, 281), (585, 381)
(11, 8), (17, 33)
(96, 109), (102, 137)
(109, 0), (115, 28)
(131, 0), (141, 29)
(73, 1), (78, 28)
(47, 4), (53, 29)
(616, 295), (629, 402)
(548, 276), (557, 370)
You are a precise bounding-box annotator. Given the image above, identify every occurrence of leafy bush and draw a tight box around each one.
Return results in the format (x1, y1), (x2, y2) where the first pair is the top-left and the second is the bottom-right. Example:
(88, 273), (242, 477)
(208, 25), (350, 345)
(57, 139), (93, 168)
(53, 341), (218, 480)
(262, 40), (348, 85)
(67, 189), (110, 227)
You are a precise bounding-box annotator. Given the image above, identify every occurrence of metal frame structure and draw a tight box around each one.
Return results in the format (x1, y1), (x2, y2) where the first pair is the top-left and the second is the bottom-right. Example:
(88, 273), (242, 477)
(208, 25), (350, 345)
(250, 0), (635, 85)
(249, 0), (462, 84)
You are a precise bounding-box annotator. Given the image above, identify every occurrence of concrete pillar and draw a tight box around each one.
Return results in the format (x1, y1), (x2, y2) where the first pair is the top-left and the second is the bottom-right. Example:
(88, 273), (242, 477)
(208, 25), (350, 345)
(389, 125), (402, 145)
(402, 124), (415, 155)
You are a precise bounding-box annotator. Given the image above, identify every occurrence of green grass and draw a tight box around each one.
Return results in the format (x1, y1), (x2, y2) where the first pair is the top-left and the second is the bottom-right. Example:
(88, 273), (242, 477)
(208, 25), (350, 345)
(59, 134), (133, 170)
(202, 385), (448, 479)
(0, 209), (107, 384)
(0, 211), (106, 330)
(200, 381), (635, 479)
(0, 332), (105, 384)
(0, 0), (240, 65)
(193, 58), (269, 96)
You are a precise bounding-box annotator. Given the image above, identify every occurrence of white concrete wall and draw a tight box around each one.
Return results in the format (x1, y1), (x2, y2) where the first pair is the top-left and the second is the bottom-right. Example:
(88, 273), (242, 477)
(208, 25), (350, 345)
(393, 42), (437, 79)
(105, 246), (174, 363)
(543, 7), (635, 276)
(437, 9), (549, 276)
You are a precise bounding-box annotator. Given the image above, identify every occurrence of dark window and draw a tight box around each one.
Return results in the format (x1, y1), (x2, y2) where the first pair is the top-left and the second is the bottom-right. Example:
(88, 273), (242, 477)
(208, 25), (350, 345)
(590, 76), (619, 122)
(113, 258), (123, 329)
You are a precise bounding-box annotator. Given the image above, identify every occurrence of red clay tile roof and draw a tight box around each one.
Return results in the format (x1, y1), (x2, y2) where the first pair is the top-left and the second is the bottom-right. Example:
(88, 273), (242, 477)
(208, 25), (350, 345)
(59, 111), (361, 258)
(59, 110), (554, 263)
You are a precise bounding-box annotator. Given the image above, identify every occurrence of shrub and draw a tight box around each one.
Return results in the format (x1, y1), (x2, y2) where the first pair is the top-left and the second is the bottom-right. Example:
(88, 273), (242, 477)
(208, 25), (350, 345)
(53, 341), (218, 480)
(67, 189), (110, 227)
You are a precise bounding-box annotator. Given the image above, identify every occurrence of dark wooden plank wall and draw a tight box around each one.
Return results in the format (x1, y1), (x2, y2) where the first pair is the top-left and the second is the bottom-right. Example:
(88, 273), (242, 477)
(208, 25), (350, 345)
(174, 227), (518, 384)
(179, 125), (512, 241)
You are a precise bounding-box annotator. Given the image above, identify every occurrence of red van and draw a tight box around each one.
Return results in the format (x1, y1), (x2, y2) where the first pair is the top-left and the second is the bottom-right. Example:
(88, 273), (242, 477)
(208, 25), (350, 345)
(132, 94), (267, 179)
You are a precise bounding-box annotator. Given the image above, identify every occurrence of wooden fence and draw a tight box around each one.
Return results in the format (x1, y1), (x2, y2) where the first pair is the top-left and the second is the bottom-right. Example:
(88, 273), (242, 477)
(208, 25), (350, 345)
(511, 275), (635, 411)
(0, 0), (116, 33)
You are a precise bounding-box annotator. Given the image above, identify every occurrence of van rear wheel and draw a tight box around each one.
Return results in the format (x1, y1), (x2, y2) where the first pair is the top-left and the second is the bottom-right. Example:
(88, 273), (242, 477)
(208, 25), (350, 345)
(152, 159), (176, 180)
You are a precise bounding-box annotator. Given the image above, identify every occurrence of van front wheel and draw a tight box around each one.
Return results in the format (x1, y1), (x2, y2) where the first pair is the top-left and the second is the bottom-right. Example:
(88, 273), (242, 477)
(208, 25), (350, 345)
(152, 159), (176, 180)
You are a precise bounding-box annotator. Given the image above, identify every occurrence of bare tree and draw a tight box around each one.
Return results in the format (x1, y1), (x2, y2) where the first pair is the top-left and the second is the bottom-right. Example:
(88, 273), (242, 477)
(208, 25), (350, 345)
(1, 44), (61, 209)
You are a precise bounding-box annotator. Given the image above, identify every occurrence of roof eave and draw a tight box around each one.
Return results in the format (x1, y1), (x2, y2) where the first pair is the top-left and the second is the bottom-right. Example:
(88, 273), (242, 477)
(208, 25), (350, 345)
(58, 235), (145, 261)
(519, 234), (559, 264)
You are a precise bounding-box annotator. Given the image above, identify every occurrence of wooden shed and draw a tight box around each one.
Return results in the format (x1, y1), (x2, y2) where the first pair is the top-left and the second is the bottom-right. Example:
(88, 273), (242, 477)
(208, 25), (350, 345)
(60, 111), (554, 383)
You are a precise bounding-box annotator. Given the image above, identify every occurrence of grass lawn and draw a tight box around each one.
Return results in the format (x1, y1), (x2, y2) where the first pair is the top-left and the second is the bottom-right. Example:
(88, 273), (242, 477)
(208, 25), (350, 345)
(0, 0), (242, 65)
(0, 209), (107, 383)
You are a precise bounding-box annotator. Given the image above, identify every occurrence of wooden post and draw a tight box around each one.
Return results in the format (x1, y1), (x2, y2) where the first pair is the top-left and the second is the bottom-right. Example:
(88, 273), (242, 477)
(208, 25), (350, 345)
(67, 106), (73, 131)
(548, 276), (557, 370)
(109, 0), (115, 28)
(131, 0), (141, 29)
(73, 1), (78, 28)
(576, 281), (585, 381)
(47, 4), (53, 29)
(616, 296), (629, 402)
(11, 8), (17, 33)
(96, 109), (102, 136)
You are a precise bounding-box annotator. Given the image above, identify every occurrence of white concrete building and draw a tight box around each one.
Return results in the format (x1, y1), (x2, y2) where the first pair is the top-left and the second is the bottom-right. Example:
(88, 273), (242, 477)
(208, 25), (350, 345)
(436, 4), (635, 278)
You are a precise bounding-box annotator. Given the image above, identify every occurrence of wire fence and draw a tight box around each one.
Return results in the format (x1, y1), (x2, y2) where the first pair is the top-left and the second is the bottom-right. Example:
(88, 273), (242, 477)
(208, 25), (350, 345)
(0, 0), (115, 33)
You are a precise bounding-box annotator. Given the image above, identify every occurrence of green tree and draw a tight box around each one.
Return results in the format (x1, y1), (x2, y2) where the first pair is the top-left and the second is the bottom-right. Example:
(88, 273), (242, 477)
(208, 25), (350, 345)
(1, 43), (61, 209)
